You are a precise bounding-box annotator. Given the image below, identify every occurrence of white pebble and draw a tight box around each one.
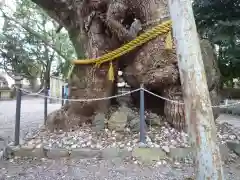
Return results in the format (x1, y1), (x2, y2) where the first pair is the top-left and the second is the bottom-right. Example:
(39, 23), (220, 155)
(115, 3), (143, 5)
(125, 128), (131, 132)
(133, 139), (138, 143)
(96, 143), (102, 149)
(71, 144), (77, 149)
(119, 144), (125, 148)
(148, 141), (153, 146)
(154, 144), (160, 148)
(174, 161), (180, 166)
(82, 144), (86, 147)
(36, 143), (43, 148)
(127, 147), (133, 152)
(86, 141), (91, 146)
(229, 135), (236, 140)
(162, 146), (170, 153)
(162, 160), (167, 164)
(146, 136), (151, 142)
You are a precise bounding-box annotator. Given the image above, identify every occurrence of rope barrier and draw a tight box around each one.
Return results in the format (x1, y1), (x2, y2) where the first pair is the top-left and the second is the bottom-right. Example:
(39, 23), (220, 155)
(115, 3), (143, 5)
(142, 89), (184, 105)
(69, 20), (173, 81)
(21, 88), (44, 95)
(143, 89), (240, 108)
(16, 86), (140, 102)
(14, 86), (240, 108)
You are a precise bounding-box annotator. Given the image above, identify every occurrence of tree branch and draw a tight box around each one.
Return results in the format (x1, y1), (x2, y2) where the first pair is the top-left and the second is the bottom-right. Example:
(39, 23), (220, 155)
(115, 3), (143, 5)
(2, 12), (70, 62)
(30, 0), (78, 29)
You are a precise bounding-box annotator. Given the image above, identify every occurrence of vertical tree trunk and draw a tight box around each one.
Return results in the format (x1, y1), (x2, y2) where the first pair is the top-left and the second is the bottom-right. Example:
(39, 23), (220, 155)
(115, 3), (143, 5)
(65, 16), (119, 130)
(167, 0), (224, 178)
(29, 78), (39, 91)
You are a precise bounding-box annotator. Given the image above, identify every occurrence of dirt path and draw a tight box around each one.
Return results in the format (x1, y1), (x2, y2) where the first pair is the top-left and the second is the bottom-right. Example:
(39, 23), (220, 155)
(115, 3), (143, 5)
(0, 157), (239, 180)
(218, 114), (240, 128)
(0, 98), (59, 141)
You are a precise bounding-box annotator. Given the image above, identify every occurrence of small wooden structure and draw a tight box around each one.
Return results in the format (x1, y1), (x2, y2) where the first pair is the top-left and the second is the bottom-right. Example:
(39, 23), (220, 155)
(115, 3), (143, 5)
(0, 88), (12, 100)
(0, 74), (12, 100)
(49, 76), (65, 103)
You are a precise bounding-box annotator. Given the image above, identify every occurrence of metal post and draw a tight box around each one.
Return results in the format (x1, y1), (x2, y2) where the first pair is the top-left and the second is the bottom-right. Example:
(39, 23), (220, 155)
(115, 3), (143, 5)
(14, 75), (22, 146)
(65, 83), (69, 105)
(61, 85), (64, 106)
(44, 82), (48, 125)
(139, 83), (146, 144)
(167, 0), (224, 179)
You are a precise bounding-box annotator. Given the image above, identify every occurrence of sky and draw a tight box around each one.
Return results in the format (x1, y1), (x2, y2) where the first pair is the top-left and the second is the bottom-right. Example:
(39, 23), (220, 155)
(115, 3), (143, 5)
(0, 0), (16, 86)
(0, 0), (16, 26)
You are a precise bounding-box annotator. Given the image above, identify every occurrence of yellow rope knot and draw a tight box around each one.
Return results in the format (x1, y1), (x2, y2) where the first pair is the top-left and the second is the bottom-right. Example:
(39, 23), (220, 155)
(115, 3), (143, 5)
(69, 20), (173, 81)
(165, 30), (173, 49)
(107, 61), (114, 81)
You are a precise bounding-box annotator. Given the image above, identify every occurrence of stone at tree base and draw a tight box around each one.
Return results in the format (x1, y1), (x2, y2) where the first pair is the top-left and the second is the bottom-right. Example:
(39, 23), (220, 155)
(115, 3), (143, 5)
(108, 111), (128, 132)
(45, 147), (70, 159)
(92, 113), (105, 132)
(21, 143), (36, 151)
(129, 117), (148, 133)
(118, 106), (135, 115)
(30, 147), (46, 158)
(116, 106), (138, 121)
(146, 112), (164, 126)
(168, 147), (194, 161)
(132, 147), (167, 164)
(101, 147), (131, 159)
(11, 146), (45, 158)
(46, 108), (68, 132)
(70, 148), (101, 159)
(227, 141), (240, 156)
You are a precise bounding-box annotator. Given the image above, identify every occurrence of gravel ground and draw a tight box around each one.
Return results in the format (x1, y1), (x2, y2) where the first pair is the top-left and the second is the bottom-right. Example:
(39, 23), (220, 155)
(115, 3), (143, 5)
(218, 114), (240, 128)
(0, 157), (240, 180)
(0, 98), (240, 180)
(0, 97), (60, 141)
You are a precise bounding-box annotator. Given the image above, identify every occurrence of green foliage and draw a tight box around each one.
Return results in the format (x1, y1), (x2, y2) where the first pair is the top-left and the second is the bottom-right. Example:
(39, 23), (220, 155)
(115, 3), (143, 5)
(0, 0), (77, 82)
(193, 0), (240, 86)
(0, 33), (41, 78)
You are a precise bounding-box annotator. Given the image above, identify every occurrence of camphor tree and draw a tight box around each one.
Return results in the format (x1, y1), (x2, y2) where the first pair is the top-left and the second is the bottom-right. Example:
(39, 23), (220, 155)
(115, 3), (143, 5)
(29, 0), (221, 132)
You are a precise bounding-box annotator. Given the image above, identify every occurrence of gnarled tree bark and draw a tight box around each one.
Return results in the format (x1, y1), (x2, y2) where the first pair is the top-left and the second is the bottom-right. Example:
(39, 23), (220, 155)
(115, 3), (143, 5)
(31, 0), (120, 131)
(31, 0), (221, 132)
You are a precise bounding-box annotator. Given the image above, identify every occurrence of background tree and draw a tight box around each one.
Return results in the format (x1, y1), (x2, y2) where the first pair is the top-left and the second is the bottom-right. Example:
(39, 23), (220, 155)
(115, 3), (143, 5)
(193, 0), (240, 88)
(0, 0), (77, 89)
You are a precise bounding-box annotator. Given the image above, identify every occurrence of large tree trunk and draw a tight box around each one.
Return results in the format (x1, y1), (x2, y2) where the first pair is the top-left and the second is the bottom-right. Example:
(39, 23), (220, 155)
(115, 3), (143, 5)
(31, 0), (221, 132)
(66, 15), (119, 129)
(129, 39), (221, 131)
(30, 0), (119, 131)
